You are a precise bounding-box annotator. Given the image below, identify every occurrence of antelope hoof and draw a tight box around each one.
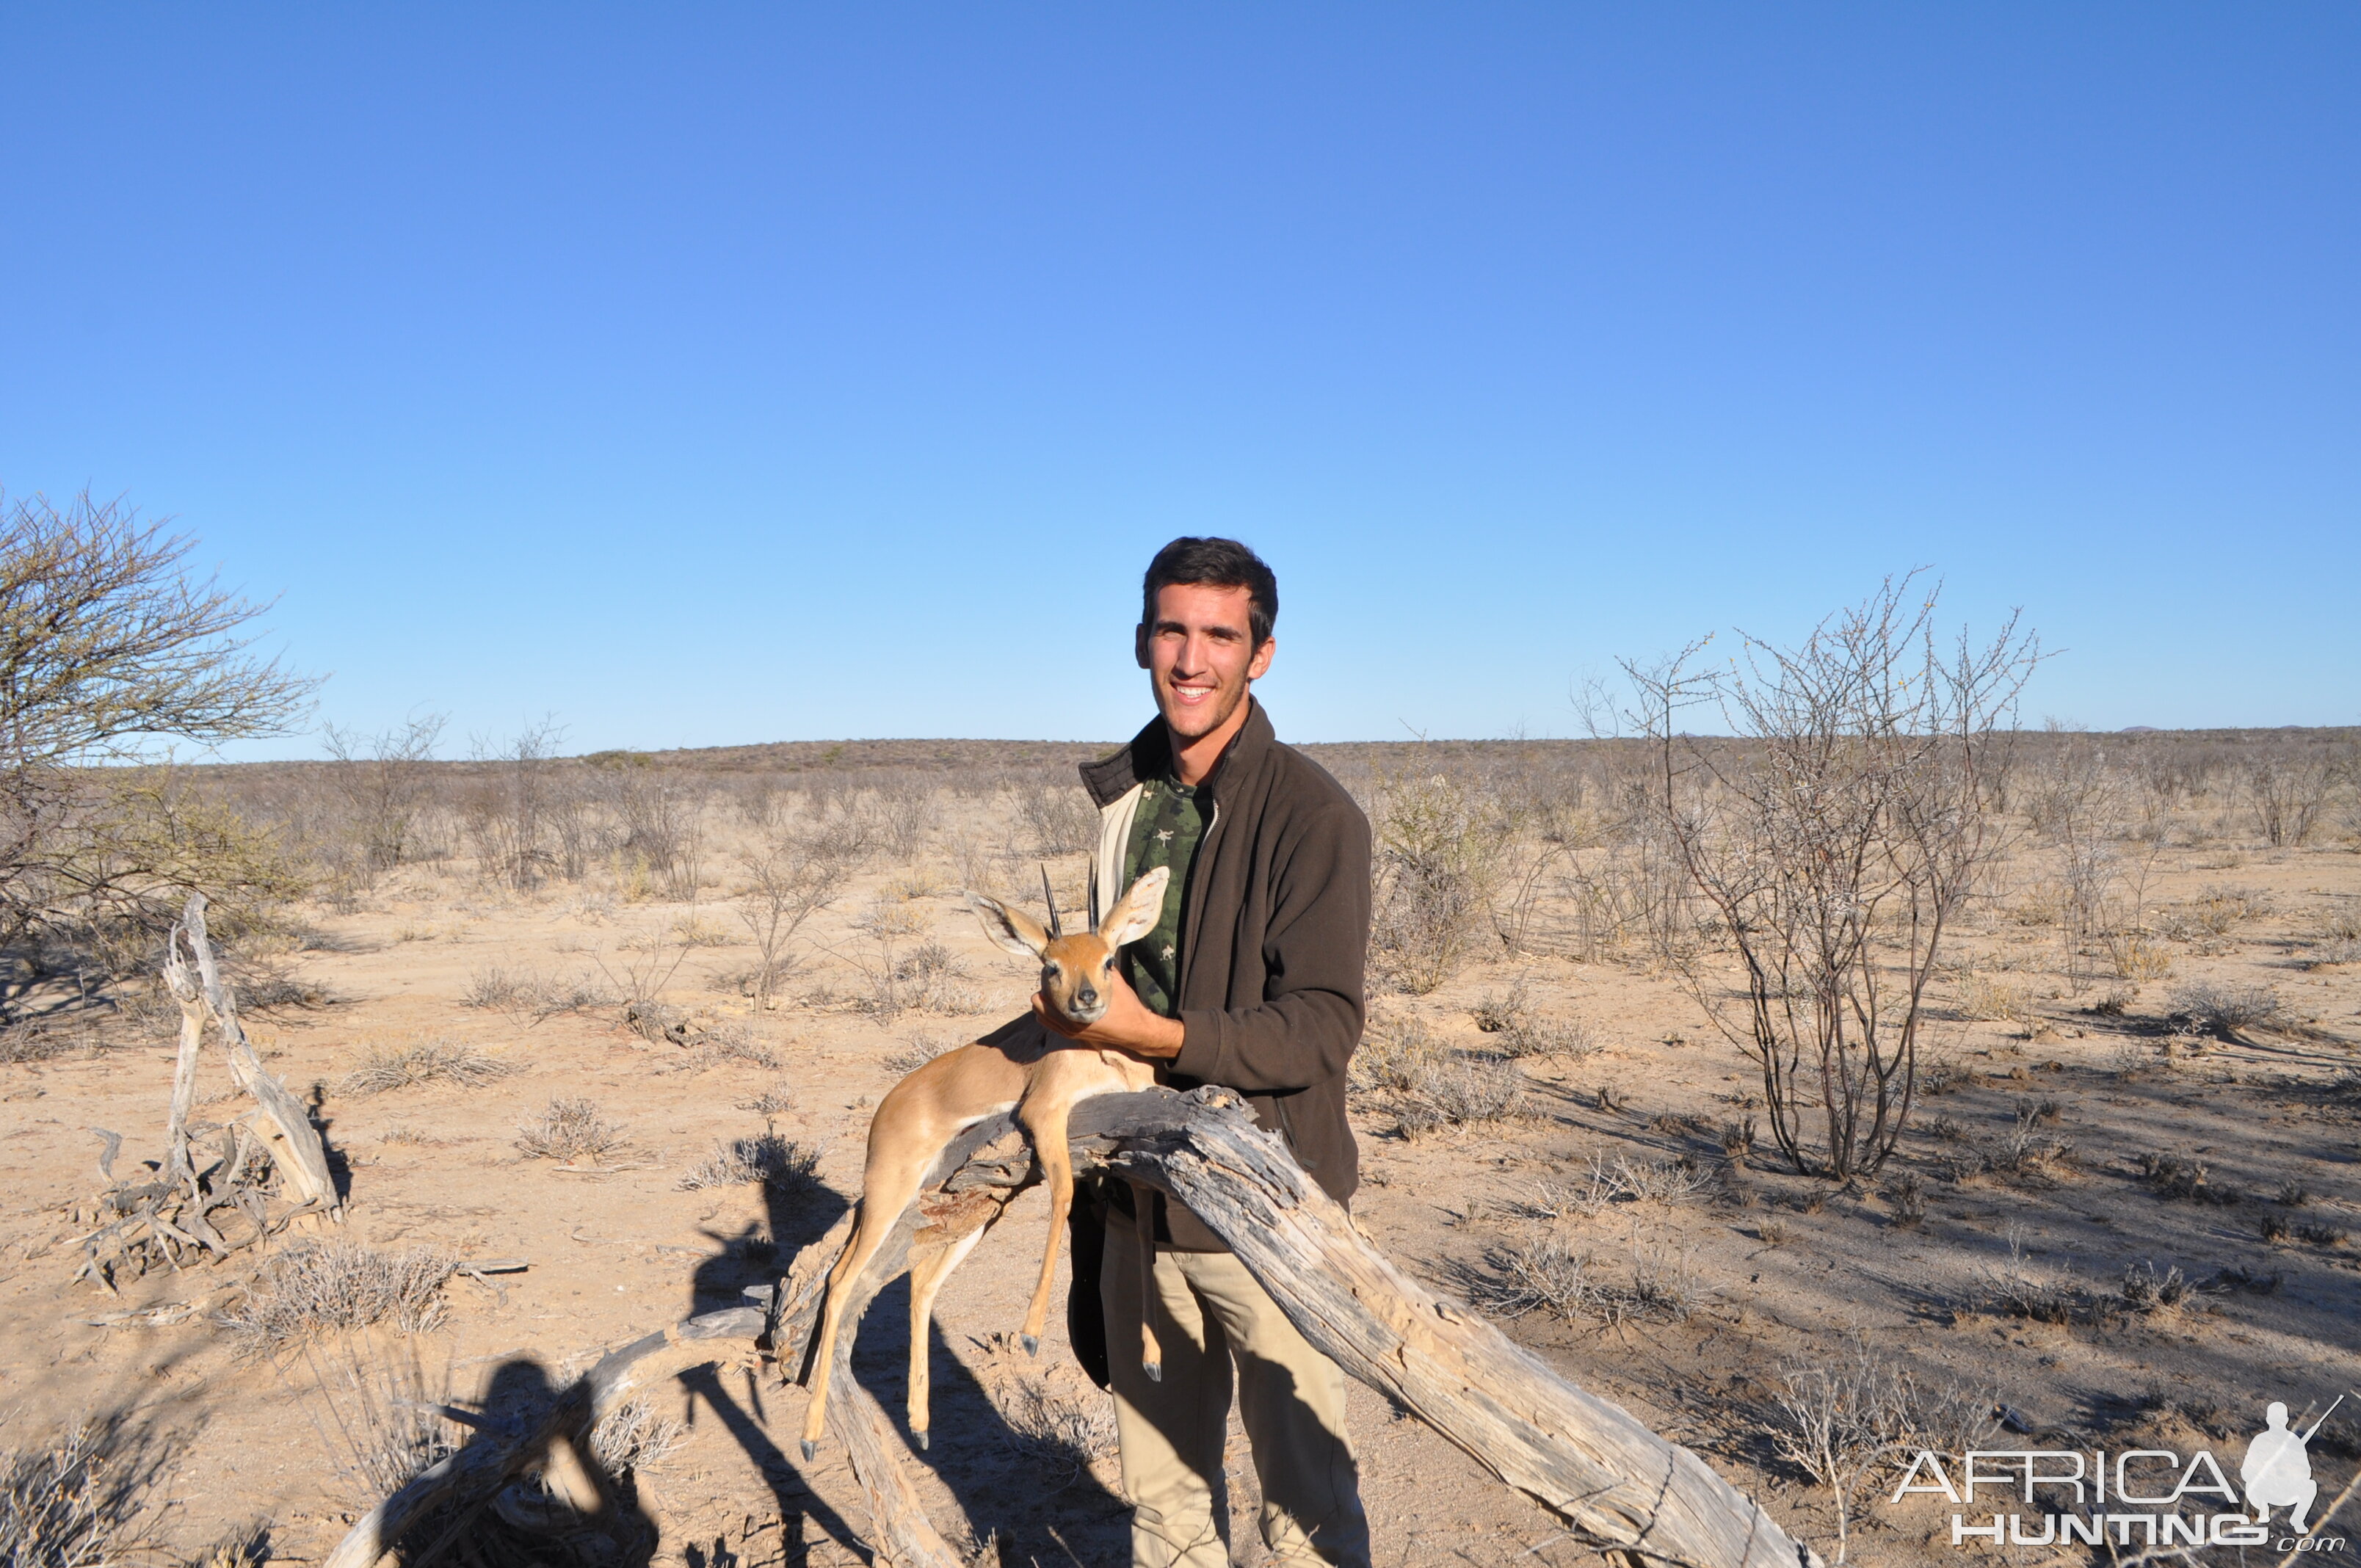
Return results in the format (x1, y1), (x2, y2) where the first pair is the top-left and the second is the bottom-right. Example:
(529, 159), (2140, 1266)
(914, 1430), (929, 1451)
(1143, 1360), (1163, 1383)
(1020, 1334), (1039, 1357)
(800, 1439), (817, 1462)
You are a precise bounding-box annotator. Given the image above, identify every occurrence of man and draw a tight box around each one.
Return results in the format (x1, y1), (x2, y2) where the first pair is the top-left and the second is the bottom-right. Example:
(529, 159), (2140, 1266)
(1031, 536), (1374, 1568)
(2242, 1401), (2320, 1532)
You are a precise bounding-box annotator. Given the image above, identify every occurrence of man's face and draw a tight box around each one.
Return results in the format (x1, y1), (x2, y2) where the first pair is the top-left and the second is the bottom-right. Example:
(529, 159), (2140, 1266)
(1139, 582), (1275, 744)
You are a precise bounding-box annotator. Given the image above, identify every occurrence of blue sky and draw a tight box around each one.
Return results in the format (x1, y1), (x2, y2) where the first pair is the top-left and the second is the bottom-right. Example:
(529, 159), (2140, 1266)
(3, 5), (2354, 757)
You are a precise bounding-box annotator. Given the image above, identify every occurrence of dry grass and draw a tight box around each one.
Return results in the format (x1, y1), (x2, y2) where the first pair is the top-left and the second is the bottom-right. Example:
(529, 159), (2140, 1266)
(590, 1395), (686, 1474)
(2167, 979), (2282, 1036)
(460, 963), (615, 1020)
(513, 1097), (630, 1164)
(1516, 1154), (1711, 1219)
(882, 1032), (960, 1075)
(1470, 980), (1601, 1061)
(221, 1241), (457, 1350)
(302, 1340), (463, 1506)
(340, 1038), (512, 1095)
(675, 1133), (822, 1194)
(1758, 1341), (2004, 1562)
(1393, 1057), (1523, 1139)
(995, 1374), (1118, 1481)
(0, 1416), (153, 1568)
(1461, 1234), (1703, 1325)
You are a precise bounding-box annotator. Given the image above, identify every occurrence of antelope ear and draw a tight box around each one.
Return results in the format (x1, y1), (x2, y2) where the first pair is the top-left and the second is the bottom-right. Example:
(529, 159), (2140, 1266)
(970, 893), (1050, 959)
(1098, 865), (1169, 950)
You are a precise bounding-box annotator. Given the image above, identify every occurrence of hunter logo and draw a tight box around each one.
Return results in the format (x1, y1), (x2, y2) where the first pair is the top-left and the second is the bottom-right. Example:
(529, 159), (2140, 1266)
(1892, 1395), (2348, 1552)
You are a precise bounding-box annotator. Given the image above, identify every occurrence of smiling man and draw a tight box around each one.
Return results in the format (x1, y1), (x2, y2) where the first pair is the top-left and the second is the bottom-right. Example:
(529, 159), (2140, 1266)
(1032, 536), (1374, 1568)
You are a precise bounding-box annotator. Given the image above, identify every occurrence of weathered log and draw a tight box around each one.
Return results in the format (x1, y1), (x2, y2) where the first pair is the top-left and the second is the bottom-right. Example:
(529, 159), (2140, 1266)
(175, 894), (339, 1215)
(162, 940), (206, 1183)
(905, 1088), (1821, 1568)
(330, 1086), (1819, 1568)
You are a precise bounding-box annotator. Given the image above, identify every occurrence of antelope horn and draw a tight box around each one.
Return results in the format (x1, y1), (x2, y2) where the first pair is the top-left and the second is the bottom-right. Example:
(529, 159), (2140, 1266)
(1040, 864), (1062, 938)
(1087, 859), (1101, 930)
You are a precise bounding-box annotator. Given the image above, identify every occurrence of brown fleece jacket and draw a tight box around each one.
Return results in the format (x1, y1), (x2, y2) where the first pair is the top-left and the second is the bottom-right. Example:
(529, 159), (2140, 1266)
(1081, 699), (1371, 1251)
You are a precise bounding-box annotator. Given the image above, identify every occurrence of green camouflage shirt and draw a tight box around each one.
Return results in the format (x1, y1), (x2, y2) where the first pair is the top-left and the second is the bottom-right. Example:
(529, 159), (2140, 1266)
(1120, 773), (1205, 1019)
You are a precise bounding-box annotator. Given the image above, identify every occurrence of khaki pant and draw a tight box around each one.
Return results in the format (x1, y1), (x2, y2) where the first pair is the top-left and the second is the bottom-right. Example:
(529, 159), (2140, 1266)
(1101, 1221), (1372, 1568)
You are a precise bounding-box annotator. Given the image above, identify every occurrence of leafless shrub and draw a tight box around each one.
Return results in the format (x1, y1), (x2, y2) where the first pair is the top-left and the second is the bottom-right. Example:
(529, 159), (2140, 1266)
(869, 776), (937, 862)
(1884, 1172), (1926, 1228)
(1464, 1234), (1703, 1325)
(676, 1133), (821, 1195)
(1621, 576), (2039, 1180)
(734, 1085), (795, 1115)
(2296, 1222), (2349, 1248)
(590, 1396), (686, 1474)
(341, 1039), (511, 1095)
(2117, 1260), (2202, 1317)
(1954, 973), (2030, 1026)
(1393, 1057), (1523, 1139)
(461, 962), (614, 1021)
(221, 1241), (457, 1349)
(2304, 936), (2361, 969)
(2135, 1150), (2241, 1205)
(2103, 932), (2173, 981)
(601, 758), (706, 900)
(1369, 770), (1511, 994)
(671, 1028), (779, 1074)
(302, 1340), (463, 1506)
(735, 830), (850, 1013)
(2166, 980), (2282, 1037)
(514, 1097), (629, 1164)
(1515, 1153), (1709, 1219)
(995, 1374), (1118, 1481)
(1970, 1232), (2089, 1323)
(321, 715), (448, 885)
(0, 1415), (156, 1568)
(1979, 1108), (2078, 1184)
(1760, 1341), (2003, 1564)
(1014, 783), (1096, 856)
(883, 1032), (960, 1075)
(1915, 1051), (1977, 1096)
(2180, 882), (2271, 938)
(2245, 751), (2336, 846)
(1349, 1014), (1447, 1092)
(461, 721), (567, 891)
(1470, 978), (1533, 1034)
(1463, 1234), (1614, 1322)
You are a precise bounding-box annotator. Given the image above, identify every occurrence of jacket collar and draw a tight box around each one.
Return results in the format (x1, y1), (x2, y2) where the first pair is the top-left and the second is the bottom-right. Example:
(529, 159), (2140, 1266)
(1079, 697), (1273, 809)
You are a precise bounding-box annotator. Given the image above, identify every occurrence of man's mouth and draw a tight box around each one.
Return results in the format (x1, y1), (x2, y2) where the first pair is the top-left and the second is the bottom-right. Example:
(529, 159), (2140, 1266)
(1169, 682), (1216, 705)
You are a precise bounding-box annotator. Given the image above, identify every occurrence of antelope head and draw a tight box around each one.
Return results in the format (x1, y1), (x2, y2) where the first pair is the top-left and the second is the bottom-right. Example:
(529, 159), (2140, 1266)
(971, 865), (1169, 1026)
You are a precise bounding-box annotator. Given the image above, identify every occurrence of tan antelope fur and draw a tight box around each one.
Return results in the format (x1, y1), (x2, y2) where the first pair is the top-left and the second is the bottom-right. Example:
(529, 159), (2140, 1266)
(799, 865), (1172, 1459)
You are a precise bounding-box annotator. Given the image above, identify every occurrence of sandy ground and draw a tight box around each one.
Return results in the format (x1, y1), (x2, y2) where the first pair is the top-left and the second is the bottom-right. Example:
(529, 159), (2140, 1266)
(4, 807), (2359, 1567)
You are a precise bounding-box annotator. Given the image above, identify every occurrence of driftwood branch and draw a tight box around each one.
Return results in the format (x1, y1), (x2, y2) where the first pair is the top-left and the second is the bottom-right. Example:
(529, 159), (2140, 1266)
(330, 1086), (1819, 1568)
(175, 893), (339, 1213)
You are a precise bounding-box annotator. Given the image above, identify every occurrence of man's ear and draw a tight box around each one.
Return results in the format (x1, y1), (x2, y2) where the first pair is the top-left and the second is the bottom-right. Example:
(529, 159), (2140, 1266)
(970, 893), (1050, 959)
(1247, 633), (1276, 681)
(1134, 623), (1150, 670)
(1098, 865), (1169, 950)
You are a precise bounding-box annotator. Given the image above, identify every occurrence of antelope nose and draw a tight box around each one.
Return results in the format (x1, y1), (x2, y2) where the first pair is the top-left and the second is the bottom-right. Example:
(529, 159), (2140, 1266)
(1076, 986), (1098, 1008)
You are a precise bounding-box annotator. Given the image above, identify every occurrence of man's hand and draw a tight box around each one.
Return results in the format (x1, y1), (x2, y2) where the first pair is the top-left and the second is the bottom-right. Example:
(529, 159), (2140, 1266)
(1033, 965), (1185, 1059)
